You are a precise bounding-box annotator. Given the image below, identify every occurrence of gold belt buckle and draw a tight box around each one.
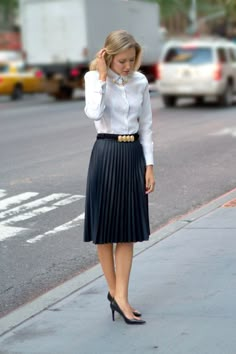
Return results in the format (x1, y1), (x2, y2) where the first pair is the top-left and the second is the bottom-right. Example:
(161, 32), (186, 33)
(118, 135), (134, 142)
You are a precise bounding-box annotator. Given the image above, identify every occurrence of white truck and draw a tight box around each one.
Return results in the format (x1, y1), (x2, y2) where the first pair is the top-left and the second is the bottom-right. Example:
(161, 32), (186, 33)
(19, 0), (161, 99)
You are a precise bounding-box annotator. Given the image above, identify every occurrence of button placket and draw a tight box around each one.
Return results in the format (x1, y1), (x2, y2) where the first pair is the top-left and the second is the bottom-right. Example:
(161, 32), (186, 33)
(123, 87), (130, 132)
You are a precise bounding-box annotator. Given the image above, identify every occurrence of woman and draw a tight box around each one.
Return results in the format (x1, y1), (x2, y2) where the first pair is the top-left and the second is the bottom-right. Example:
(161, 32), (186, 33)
(84, 30), (155, 325)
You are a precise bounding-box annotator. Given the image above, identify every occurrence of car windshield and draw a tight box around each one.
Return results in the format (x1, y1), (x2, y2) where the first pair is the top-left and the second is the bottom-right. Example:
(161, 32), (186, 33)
(0, 64), (9, 73)
(164, 47), (213, 65)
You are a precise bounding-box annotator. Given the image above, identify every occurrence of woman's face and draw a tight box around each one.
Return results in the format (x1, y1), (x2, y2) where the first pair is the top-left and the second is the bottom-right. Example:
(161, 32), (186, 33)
(110, 47), (136, 76)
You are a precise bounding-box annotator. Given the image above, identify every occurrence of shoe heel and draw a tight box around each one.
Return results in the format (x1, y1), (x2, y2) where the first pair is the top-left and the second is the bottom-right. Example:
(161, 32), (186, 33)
(111, 299), (146, 325)
(111, 308), (115, 321)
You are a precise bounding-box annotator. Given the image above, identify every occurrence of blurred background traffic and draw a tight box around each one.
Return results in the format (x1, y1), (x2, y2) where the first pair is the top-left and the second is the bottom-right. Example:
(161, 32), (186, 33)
(0, 0), (236, 102)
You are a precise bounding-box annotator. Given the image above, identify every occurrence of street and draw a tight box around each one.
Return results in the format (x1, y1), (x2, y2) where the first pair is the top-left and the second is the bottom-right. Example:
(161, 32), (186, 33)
(0, 92), (236, 318)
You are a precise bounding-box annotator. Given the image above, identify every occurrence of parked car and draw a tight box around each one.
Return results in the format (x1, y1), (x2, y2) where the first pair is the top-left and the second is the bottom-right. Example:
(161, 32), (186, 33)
(0, 60), (44, 100)
(157, 37), (236, 107)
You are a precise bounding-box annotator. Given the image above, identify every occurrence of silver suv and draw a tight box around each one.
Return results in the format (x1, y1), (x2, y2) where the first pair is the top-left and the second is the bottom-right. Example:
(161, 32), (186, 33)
(157, 37), (236, 107)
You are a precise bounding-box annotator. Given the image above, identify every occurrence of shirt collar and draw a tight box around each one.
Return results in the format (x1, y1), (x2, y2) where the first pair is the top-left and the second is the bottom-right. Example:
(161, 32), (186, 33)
(108, 68), (131, 85)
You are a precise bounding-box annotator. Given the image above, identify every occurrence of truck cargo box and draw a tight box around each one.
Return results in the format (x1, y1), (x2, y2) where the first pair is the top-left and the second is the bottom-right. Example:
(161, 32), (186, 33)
(19, 0), (160, 66)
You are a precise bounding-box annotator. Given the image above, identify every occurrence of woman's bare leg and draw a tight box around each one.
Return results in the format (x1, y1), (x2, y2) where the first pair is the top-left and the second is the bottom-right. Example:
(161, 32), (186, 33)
(114, 242), (139, 319)
(97, 244), (116, 297)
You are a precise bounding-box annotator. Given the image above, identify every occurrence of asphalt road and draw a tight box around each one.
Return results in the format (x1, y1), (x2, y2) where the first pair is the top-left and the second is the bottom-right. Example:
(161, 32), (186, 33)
(0, 93), (236, 318)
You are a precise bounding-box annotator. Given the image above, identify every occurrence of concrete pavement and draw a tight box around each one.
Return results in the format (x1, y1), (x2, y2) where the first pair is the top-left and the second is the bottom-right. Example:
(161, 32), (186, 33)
(0, 188), (236, 354)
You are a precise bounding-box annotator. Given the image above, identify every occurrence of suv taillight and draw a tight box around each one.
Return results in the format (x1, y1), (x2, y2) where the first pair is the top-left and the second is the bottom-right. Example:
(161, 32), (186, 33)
(155, 63), (160, 80)
(213, 63), (222, 81)
(0, 77), (3, 83)
(35, 70), (43, 78)
(156, 63), (163, 80)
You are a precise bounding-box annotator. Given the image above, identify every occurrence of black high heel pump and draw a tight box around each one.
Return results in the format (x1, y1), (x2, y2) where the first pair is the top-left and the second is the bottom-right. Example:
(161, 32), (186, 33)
(107, 292), (142, 317)
(110, 299), (146, 325)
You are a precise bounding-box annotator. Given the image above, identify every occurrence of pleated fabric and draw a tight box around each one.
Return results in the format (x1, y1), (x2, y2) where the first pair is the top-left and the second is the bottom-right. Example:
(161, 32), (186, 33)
(84, 137), (150, 244)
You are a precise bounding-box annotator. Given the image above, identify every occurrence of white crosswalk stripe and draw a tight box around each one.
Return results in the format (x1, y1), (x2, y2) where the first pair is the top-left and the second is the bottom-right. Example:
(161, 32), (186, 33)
(0, 189), (7, 199)
(54, 195), (84, 206)
(1, 205), (58, 225)
(27, 213), (85, 244)
(0, 193), (70, 221)
(0, 192), (38, 211)
(0, 189), (85, 243)
(0, 225), (28, 241)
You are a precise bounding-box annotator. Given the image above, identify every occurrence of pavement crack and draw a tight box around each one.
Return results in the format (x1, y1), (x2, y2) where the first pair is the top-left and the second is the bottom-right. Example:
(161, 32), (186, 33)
(0, 286), (14, 295)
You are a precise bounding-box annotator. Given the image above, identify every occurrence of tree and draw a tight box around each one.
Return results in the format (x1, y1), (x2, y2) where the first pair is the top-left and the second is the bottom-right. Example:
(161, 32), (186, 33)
(0, 0), (18, 29)
(145, 0), (236, 35)
(148, 0), (236, 21)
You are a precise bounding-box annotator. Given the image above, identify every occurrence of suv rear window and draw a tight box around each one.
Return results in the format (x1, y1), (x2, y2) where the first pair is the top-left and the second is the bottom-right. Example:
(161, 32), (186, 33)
(164, 47), (213, 65)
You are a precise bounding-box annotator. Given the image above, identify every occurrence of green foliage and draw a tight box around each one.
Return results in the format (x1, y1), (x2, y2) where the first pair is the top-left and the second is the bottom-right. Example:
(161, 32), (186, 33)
(0, 0), (18, 27)
(155, 0), (191, 19)
(146, 0), (236, 20)
(0, 0), (18, 8)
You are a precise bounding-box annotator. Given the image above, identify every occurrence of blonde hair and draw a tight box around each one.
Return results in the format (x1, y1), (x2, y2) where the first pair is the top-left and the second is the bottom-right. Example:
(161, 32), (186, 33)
(89, 30), (142, 71)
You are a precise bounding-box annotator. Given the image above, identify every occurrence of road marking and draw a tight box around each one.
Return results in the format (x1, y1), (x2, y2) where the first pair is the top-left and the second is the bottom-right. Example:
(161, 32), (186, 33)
(0, 193), (70, 220)
(1, 206), (58, 225)
(0, 192), (38, 211)
(54, 195), (84, 206)
(210, 127), (236, 137)
(27, 212), (85, 243)
(0, 189), (7, 199)
(0, 225), (28, 241)
(0, 189), (85, 242)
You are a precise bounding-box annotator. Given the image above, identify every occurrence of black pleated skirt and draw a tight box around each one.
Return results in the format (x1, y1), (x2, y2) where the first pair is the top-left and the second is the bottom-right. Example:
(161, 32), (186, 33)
(84, 135), (150, 244)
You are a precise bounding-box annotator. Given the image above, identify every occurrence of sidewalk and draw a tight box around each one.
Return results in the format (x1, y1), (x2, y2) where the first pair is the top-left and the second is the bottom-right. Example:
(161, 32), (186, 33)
(0, 189), (236, 354)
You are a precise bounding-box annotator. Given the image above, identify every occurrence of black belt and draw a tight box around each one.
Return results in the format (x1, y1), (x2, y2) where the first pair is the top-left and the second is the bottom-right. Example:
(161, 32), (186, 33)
(97, 133), (139, 143)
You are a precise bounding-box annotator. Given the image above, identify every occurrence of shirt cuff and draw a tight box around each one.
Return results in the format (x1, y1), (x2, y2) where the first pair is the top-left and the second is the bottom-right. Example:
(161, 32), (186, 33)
(144, 153), (154, 166)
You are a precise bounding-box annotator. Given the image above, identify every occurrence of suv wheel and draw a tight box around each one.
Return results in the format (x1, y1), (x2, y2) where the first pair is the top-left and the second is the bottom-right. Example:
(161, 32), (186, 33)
(162, 95), (177, 107)
(195, 96), (204, 106)
(11, 85), (23, 100)
(217, 84), (234, 107)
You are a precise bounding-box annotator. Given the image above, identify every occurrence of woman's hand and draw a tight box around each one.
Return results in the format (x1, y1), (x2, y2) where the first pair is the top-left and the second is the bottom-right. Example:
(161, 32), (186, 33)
(97, 48), (107, 81)
(145, 165), (155, 194)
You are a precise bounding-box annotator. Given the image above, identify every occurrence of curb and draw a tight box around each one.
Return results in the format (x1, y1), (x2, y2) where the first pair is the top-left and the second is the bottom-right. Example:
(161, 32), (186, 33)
(1, 187), (236, 336)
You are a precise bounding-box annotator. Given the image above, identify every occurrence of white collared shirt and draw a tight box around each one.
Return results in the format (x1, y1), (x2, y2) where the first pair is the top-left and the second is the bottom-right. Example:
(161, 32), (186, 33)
(84, 68), (154, 165)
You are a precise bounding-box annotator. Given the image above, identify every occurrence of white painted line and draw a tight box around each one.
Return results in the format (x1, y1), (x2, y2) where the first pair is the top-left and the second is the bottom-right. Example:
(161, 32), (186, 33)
(0, 206), (58, 225)
(0, 189), (7, 199)
(0, 192), (38, 211)
(0, 193), (70, 220)
(0, 225), (28, 241)
(27, 212), (85, 243)
(54, 195), (84, 206)
(209, 127), (236, 137)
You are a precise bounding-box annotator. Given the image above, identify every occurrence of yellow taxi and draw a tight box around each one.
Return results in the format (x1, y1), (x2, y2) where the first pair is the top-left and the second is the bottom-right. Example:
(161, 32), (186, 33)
(0, 61), (45, 100)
